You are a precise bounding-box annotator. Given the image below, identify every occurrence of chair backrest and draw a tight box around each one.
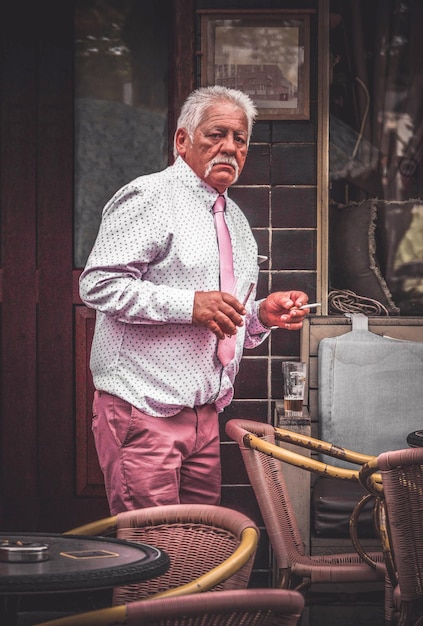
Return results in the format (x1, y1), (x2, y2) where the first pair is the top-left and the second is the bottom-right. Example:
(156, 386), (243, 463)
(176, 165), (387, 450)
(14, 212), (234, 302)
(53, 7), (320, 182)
(225, 419), (306, 573)
(112, 504), (259, 604)
(34, 589), (305, 626)
(371, 447), (423, 604)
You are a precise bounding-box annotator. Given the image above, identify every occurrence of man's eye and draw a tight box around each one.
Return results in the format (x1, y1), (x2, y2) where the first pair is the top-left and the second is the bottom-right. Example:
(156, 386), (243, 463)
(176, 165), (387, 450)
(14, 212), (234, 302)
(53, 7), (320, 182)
(235, 136), (246, 145)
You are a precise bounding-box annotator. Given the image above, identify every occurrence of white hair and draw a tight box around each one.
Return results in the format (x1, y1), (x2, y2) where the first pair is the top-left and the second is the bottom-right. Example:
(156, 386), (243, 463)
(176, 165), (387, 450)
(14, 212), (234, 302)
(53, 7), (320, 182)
(173, 85), (258, 158)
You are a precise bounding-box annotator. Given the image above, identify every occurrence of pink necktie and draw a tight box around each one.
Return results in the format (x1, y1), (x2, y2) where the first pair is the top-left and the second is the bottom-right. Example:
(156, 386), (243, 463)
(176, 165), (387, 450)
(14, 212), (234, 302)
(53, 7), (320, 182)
(213, 195), (236, 366)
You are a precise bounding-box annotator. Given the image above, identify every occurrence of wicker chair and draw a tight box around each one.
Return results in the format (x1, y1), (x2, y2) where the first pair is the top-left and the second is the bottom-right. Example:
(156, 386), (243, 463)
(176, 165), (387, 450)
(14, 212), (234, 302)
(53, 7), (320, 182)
(359, 447), (423, 626)
(225, 418), (386, 601)
(34, 588), (305, 626)
(65, 504), (259, 605)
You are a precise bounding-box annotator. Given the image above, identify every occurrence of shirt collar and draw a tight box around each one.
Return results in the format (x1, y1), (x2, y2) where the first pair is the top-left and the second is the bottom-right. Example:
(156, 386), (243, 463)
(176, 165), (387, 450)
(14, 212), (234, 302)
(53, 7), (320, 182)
(173, 157), (228, 211)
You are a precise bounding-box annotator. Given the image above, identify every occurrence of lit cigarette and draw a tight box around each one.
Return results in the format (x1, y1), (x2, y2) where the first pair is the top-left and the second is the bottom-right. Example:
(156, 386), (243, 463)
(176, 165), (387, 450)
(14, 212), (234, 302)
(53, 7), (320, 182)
(299, 302), (321, 310)
(269, 302), (322, 330)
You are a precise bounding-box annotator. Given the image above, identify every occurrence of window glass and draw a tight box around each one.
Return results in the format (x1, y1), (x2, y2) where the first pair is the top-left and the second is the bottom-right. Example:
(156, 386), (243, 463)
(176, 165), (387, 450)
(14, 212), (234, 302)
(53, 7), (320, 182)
(74, 0), (170, 267)
(329, 0), (423, 315)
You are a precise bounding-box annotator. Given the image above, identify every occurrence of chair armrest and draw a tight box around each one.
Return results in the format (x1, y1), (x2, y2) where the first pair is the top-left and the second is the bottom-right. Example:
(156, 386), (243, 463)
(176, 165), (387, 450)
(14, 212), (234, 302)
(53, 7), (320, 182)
(358, 457), (384, 497)
(33, 605), (127, 626)
(64, 516), (118, 537)
(245, 431), (362, 481)
(275, 427), (376, 466)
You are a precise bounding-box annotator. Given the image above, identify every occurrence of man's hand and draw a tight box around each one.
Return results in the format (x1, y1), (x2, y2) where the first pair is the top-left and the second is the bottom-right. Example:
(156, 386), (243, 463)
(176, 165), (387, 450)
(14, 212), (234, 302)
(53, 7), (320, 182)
(259, 291), (309, 330)
(192, 291), (246, 340)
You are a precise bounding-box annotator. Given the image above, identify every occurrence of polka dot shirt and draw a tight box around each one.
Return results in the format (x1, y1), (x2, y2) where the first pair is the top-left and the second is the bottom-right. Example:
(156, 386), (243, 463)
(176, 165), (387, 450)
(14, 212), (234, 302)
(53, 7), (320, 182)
(79, 157), (270, 416)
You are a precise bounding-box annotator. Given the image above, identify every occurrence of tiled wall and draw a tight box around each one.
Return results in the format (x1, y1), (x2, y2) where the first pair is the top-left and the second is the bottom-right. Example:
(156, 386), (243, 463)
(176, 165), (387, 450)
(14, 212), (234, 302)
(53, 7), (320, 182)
(214, 9), (319, 586)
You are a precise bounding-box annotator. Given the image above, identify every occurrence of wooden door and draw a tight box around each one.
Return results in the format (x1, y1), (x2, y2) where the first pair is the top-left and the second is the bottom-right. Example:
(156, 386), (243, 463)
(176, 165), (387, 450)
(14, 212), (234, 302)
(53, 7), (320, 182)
(0, 0), (193, 532)
(1, 1), (110, 532)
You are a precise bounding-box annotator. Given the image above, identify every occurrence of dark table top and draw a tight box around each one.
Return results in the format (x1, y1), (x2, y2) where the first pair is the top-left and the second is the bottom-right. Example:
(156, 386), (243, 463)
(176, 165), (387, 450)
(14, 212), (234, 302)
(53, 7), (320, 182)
(0, 532), (169, 594)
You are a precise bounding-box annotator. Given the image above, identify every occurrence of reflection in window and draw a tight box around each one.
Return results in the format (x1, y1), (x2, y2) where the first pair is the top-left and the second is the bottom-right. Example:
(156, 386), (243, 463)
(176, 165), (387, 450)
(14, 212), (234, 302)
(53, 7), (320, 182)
(329, 0), (423, 315)
(74, 0), (170, 267)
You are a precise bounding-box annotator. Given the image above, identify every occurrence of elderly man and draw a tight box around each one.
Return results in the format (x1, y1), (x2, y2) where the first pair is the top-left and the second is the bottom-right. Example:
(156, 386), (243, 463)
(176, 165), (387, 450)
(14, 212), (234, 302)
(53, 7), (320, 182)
(79, 85), (309, 514)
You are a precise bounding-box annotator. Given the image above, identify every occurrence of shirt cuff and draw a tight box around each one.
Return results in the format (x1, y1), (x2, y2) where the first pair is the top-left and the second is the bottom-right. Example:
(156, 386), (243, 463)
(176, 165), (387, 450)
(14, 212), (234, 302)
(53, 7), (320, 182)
(249, 299), (273, 335)
(165, 288), (196, 323)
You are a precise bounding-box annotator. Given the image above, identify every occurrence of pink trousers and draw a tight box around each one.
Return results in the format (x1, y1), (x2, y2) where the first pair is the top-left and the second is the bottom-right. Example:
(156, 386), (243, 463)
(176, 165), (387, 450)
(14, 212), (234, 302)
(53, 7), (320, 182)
(92, 391), (221, 514)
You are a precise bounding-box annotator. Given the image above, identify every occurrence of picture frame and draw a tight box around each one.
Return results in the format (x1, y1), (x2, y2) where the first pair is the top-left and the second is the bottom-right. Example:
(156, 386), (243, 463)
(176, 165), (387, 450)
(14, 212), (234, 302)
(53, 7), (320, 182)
(198, 10), (311, 121)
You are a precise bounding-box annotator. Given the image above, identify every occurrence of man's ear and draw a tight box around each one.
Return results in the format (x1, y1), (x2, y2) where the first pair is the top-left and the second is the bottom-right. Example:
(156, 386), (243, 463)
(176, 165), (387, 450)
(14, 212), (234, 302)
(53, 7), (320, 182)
(174, 128), (189, 157)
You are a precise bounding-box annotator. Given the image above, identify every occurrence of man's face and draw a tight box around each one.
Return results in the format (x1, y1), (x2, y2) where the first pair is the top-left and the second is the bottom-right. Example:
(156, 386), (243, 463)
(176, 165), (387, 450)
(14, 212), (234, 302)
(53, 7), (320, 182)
(175, 103), (249, 193)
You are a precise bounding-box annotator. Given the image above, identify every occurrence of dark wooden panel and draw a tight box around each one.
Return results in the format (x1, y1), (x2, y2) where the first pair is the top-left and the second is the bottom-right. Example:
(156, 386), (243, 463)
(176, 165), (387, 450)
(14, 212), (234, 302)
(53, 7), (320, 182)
(36, 1), (75, 501)
(0, 5), (38, 514)
(75, 306), (105, 497)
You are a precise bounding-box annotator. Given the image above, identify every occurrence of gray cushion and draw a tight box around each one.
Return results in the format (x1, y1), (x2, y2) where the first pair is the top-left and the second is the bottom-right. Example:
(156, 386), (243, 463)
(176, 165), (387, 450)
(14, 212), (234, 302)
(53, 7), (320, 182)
(318, 314), (423, 467)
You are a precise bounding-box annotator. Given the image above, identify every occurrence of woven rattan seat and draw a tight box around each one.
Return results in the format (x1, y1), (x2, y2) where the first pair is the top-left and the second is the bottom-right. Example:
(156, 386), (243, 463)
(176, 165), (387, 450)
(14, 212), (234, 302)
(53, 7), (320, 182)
(65, 503), (259, 604)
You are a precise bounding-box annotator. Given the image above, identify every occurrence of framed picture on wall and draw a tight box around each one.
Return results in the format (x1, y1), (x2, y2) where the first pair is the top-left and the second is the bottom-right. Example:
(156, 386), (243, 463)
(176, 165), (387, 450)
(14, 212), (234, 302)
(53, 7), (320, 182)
(198, 10), (311, 120)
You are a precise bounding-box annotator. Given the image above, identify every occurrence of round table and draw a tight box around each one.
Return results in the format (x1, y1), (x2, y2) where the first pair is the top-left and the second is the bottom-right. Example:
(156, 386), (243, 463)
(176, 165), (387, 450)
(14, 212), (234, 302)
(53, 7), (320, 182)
(0, 532), (169, 594)
(0, 532), (169, 625)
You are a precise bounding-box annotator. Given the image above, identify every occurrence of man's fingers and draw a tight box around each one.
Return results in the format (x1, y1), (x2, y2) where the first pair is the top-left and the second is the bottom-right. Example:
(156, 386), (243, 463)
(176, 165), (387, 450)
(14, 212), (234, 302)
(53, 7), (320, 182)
(205, 317), (225, 340)
(193, 291), (244, 335)
(209, 311), (239, 339)
(221, 292), (246, 315)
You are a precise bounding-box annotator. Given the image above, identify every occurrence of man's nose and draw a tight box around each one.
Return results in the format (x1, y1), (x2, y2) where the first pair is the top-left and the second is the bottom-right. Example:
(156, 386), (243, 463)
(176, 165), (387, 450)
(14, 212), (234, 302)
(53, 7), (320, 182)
(220, 133), (237, 153)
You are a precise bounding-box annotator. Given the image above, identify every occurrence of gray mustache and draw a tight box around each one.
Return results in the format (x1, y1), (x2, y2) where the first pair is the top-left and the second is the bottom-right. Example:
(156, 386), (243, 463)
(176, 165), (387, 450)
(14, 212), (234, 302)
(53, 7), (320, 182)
(205, 157), (239, 180)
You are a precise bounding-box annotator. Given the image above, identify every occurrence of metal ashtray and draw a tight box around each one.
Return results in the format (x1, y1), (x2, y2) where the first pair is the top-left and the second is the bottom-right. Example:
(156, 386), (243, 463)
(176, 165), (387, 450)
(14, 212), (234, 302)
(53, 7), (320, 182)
(0, 540), (50, 563)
